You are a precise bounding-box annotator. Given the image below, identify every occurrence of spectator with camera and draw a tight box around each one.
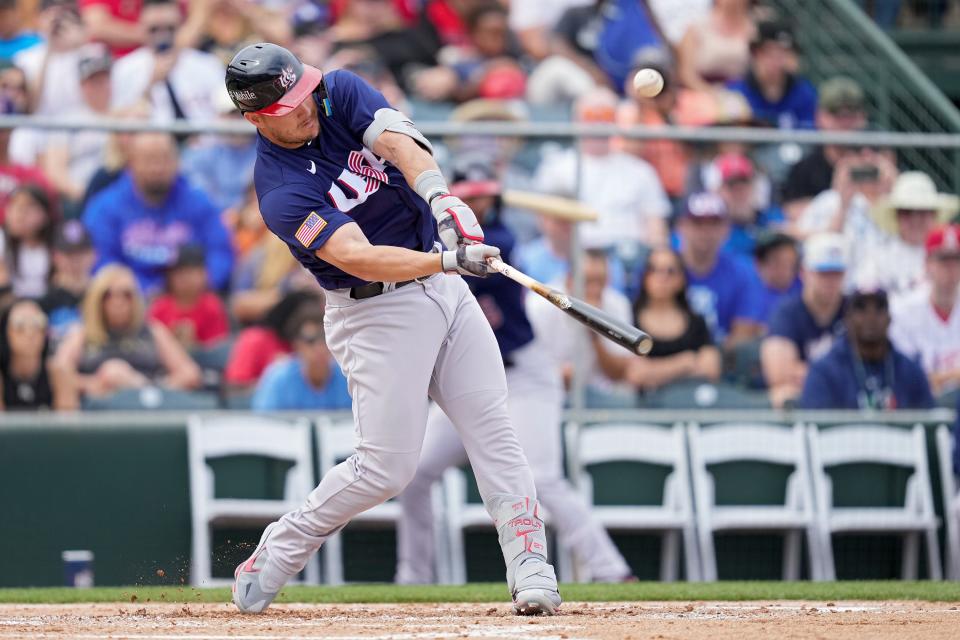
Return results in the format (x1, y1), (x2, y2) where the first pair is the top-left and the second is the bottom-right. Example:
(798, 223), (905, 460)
(251, 306), (351, 412)
(82, 132), (233, 296)
(761, 233), (847, 408)
(890, 224), (960, 399)
(798, 145), (896, 280)
(781, 77), (868, 221)
(110, 0), (226, 124)
(799, 285), (933, 410)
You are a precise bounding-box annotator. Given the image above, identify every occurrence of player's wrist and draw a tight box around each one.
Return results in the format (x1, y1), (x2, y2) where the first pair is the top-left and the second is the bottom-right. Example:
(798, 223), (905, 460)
(414, 169), (449, 208)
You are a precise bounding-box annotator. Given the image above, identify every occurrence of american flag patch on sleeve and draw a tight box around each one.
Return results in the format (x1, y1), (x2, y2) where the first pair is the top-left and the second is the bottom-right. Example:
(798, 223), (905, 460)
(294, 211), (327, 247)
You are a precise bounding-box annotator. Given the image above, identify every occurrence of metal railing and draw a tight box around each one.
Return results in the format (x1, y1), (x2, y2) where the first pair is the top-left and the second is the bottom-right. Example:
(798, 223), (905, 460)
(768, 0), (960, 191)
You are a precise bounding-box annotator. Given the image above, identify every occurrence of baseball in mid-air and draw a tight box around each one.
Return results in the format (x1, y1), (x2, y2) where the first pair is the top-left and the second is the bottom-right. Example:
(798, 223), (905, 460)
(632, 68), (664, 98)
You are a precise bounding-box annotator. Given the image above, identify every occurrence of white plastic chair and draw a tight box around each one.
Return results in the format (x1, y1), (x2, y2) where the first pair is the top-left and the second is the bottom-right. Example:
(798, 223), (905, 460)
(688, 421), (824, 582)
(807, 423), (942, 580)
(315, 417), (403, 585)
(935, 425), (960, 580)
(187, 414), (318, 587)
(566, 421), (701, 582)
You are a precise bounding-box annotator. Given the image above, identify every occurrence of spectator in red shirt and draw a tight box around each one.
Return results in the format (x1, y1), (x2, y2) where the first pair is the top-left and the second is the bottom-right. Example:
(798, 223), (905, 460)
(147, 244), (229, 351)
(78, 0), (145, 58)
(223, 289), (323, 389)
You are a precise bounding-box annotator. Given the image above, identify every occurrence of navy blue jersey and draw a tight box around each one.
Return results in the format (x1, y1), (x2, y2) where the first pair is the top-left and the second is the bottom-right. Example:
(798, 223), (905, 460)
(470, 215), (534, 360)
(253, 69), (439, 290)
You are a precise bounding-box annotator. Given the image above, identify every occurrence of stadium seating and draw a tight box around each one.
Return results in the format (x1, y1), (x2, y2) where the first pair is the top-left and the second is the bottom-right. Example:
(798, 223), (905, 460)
(565, 421), (700, 581)
(315, 417), (404, 585)
(688, 421), (825, 581)
(935, 425), (960, 580)
(807, 423), (942, 580)
(187, 414), (318, 586)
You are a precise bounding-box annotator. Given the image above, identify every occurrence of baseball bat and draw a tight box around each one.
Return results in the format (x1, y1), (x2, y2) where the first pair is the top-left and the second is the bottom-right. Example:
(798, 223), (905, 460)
(486, 256), (653, 356)
(501, 190), (599, 222)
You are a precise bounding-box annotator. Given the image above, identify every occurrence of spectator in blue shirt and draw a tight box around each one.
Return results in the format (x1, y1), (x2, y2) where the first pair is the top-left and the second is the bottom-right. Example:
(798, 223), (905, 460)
(727, 19), (817, 130)
(83, 132), (234, 296)
(753, 232), (801, 326)
(762, 233), (847, 408)
(676, 191), (764, 351)
(251, 307), (351, 412)
(799, 286), (934, 410)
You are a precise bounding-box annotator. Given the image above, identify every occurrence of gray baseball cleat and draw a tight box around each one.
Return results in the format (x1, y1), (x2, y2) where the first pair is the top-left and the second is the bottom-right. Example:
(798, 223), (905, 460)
(512, 558), (562, 615)
(232, 523), (288, 614)
(491, 496), (562, 616)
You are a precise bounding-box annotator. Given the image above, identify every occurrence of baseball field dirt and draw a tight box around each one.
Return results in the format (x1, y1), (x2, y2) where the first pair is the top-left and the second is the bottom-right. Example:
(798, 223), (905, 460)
(1, 601), (959, 639)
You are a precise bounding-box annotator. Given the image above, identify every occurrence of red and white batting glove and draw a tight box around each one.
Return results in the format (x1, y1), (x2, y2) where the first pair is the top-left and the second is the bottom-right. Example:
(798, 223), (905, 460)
(431, 194), (484, 249)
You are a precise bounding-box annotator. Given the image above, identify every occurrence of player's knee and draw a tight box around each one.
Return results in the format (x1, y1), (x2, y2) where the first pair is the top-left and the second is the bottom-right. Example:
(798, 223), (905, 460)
(367, 450), (421, 499)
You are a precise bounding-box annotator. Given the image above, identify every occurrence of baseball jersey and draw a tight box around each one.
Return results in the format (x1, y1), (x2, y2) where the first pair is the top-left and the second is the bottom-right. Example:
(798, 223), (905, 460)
(890, 288), (960, 378)
(685, 251), (764, 342)
(253, 69), (439, 291)
(468, 214), (534, 361)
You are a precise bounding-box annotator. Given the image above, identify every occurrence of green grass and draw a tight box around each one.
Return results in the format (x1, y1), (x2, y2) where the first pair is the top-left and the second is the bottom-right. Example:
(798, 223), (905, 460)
(1, 582), (959, 604)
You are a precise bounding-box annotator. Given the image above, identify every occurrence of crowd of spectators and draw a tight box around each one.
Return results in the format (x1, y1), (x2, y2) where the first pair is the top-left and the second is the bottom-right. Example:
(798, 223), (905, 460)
(0, 0), (956, 423)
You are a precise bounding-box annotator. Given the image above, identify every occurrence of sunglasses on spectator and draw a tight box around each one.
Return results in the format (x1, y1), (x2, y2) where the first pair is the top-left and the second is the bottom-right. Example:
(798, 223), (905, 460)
(10, 317), (47, 332)
(648, 265), (681, 276)
(148, 24), (178, 34)
(104, 288), (135, 301)
(297, 332), (325, 345)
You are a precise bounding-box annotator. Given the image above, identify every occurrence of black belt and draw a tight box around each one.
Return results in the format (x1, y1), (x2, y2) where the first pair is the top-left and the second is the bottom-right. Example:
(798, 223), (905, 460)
(349, 279), (416, 300)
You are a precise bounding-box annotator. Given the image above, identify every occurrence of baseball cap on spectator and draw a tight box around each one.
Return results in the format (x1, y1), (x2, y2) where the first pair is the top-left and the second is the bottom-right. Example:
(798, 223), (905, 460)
(54, 220), (93, 253)
(77, 44), (112, 81)
(477, 65), (526, 100)
(849, 283), (889, 309)
(819, 77), (865, 115)
(925, 224), (960, 256)
(751, 19), (795, 51)
(168, 244), (207, 271)
(803, 233), (848, 272)
(450, 154), (500, 199)
(680, 192), (728, 219)
(715, 153), (754, 183)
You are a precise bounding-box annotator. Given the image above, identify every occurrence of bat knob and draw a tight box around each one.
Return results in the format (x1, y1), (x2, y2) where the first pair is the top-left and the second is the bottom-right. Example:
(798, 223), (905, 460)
(636, 336), (654, 355)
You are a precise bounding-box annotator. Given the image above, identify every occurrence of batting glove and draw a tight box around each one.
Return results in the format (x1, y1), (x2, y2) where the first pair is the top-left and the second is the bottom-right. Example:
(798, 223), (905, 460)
(442, 243), (500, 277)
(431, 194), (484, 249)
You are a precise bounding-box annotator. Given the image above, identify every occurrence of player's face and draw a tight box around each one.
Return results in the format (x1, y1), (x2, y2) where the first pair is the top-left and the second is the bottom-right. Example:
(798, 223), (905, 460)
(248, 98), (320, 148)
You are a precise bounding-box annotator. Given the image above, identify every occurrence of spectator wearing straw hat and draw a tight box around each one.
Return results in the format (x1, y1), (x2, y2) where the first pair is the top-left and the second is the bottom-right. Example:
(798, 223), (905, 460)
(890, 224), (960, 399)
(853, 171), (959, 303)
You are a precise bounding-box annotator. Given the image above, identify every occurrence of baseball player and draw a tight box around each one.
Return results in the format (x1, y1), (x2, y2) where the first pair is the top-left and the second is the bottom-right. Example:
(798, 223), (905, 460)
(395, 158), (634, 584)
(224, 44), (560, 615)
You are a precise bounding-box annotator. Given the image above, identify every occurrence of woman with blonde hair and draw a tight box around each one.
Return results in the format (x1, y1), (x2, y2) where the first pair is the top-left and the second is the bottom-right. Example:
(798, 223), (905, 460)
(53, 264), (201, 403)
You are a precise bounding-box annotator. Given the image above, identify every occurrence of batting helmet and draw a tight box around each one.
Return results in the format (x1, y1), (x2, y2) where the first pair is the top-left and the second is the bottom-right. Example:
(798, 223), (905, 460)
(225, 43), (323, 116)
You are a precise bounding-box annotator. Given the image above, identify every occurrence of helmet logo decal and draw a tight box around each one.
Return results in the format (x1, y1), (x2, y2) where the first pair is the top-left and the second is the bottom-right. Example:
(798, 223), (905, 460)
(278, 66), (297, 89)
(229, 90), (257, 101)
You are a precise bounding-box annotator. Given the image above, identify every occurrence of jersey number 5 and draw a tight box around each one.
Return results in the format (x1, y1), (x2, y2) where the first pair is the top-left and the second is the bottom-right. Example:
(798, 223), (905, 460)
(327, 149), (389, 212)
